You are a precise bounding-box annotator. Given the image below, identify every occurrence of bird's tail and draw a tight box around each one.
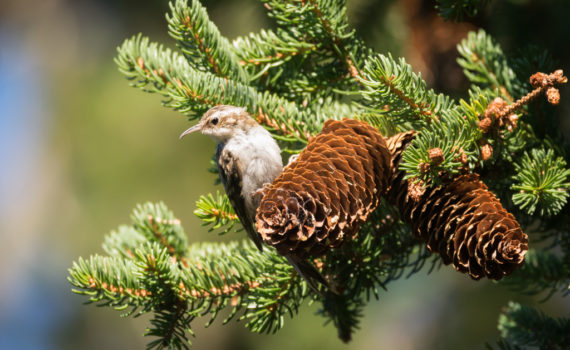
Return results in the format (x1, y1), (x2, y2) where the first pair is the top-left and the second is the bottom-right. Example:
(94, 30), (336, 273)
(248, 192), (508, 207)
(286, 255), (339, 295)
(242, 217), (264, 251)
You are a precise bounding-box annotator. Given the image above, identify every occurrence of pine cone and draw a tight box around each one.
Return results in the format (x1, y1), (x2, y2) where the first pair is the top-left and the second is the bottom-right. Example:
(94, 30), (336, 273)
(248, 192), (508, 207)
(256, 119), (391, 258)
(386, 132), (528, 280)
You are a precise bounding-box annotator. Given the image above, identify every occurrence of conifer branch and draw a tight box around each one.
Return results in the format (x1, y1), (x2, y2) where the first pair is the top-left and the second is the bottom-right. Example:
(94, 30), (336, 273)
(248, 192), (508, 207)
(498, 302), (570, 349)
(117, 34), (360, 142)
(135, 244), (191, 348)
(259, 0), (367, 97)
(146, 215), (187, 264)
(103, 225), (148, 259)
(304, 0), (362, 81)
(457, 30), (517, 102)
(132, 203), (189, 266)
(69, 204), (312, 346)
(511, 148), (570, 217)
(394, 88), (487, 184)
(69, 255), (152, 310)
(232, 29), (317, 83)
(360, 53), (455, 130)
(167, 0), (249, 82)
(500, 249), (569, 300)
(116, 35), (319, 141)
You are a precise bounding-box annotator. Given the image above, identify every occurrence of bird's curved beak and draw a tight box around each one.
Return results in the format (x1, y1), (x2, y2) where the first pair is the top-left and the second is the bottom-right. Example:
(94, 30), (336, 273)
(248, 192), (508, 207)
(179, 123), (202, 139)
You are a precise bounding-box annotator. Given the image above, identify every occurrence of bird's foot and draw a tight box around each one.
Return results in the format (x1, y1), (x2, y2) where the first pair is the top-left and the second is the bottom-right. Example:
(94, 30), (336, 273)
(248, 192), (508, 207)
(252, 183), (271, 200)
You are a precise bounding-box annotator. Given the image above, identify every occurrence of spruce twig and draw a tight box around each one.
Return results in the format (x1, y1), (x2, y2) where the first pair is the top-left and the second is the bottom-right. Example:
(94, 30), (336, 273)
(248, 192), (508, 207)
(496, 70), (567, 119)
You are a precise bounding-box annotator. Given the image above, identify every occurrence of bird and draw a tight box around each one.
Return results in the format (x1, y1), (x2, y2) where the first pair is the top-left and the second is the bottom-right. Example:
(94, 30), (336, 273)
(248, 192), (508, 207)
(179, 105), (282, 250)
(180, 105), (329, 292)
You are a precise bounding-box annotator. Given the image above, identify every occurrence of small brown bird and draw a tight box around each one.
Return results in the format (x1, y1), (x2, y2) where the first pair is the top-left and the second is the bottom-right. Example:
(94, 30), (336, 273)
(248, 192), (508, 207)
(180, 105), (328, 292)
(180, 105), (283, 250)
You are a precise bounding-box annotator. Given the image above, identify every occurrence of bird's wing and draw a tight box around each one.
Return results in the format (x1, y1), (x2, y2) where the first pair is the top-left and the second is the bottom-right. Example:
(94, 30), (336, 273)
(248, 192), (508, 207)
(216, 145), (264, 251)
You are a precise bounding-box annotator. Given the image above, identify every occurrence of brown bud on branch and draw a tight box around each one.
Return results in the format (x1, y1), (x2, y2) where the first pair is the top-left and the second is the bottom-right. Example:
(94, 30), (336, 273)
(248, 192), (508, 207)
(492, 70), (567, 121)
(428, 147), (444, 167)
(481, 143), (493, 161)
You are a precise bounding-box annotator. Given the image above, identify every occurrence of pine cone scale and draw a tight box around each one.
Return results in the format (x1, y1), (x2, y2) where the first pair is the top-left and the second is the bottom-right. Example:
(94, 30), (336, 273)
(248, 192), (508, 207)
(314, 139), (373, 212)
(257, 119), (391, 258)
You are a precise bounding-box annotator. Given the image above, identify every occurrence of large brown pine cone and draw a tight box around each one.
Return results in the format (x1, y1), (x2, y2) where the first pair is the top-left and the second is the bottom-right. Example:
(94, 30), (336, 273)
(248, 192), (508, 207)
(256, 119), (391, 258)
(386, 132), (528, 280)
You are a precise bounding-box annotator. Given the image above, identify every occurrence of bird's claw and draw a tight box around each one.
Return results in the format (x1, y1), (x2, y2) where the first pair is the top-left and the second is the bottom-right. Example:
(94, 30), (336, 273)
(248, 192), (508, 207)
(253, 183), (271, 199)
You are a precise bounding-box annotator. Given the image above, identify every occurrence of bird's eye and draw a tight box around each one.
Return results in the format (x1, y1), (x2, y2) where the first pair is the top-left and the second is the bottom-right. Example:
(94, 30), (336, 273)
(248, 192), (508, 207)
(211, 117), (219, 125)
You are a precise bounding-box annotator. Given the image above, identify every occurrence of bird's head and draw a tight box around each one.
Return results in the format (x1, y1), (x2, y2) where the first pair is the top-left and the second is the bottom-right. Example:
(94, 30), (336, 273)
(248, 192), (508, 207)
(179, 105), (258, 143)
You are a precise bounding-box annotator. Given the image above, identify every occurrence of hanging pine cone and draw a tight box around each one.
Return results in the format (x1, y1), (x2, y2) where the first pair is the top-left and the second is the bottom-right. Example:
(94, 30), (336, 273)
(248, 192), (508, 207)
(255, 119), (391, 258)
(386, 132), (528, 280)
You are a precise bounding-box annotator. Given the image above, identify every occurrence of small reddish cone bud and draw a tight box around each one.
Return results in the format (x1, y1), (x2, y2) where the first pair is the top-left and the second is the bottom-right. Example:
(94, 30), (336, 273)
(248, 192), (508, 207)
(459, 148), (468, 164)
(481, 143), (493, 161)
(408, 179), (426, 202)
(137, 57), (145, 70)
(498, 117), (505, 127)
(507, 114), (519, 128)
(478, 117), (492, 133)
(428, 148), (444, 166)
(530, 72), (548, 88)
(485, 97), (508, 119)
(418, 162), (430, 174)
(551, 69), (567, 84)
(546, 87), (560, 105)
(452, 146), (468, 165)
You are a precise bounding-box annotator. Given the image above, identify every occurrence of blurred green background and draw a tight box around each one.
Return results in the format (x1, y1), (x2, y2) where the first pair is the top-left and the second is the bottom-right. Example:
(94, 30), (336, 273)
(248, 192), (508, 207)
(1, 0), (569, 349)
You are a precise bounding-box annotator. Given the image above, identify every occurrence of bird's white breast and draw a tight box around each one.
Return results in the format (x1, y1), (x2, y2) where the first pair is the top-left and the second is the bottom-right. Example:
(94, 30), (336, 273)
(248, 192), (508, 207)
(224, 126), (283, 214)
